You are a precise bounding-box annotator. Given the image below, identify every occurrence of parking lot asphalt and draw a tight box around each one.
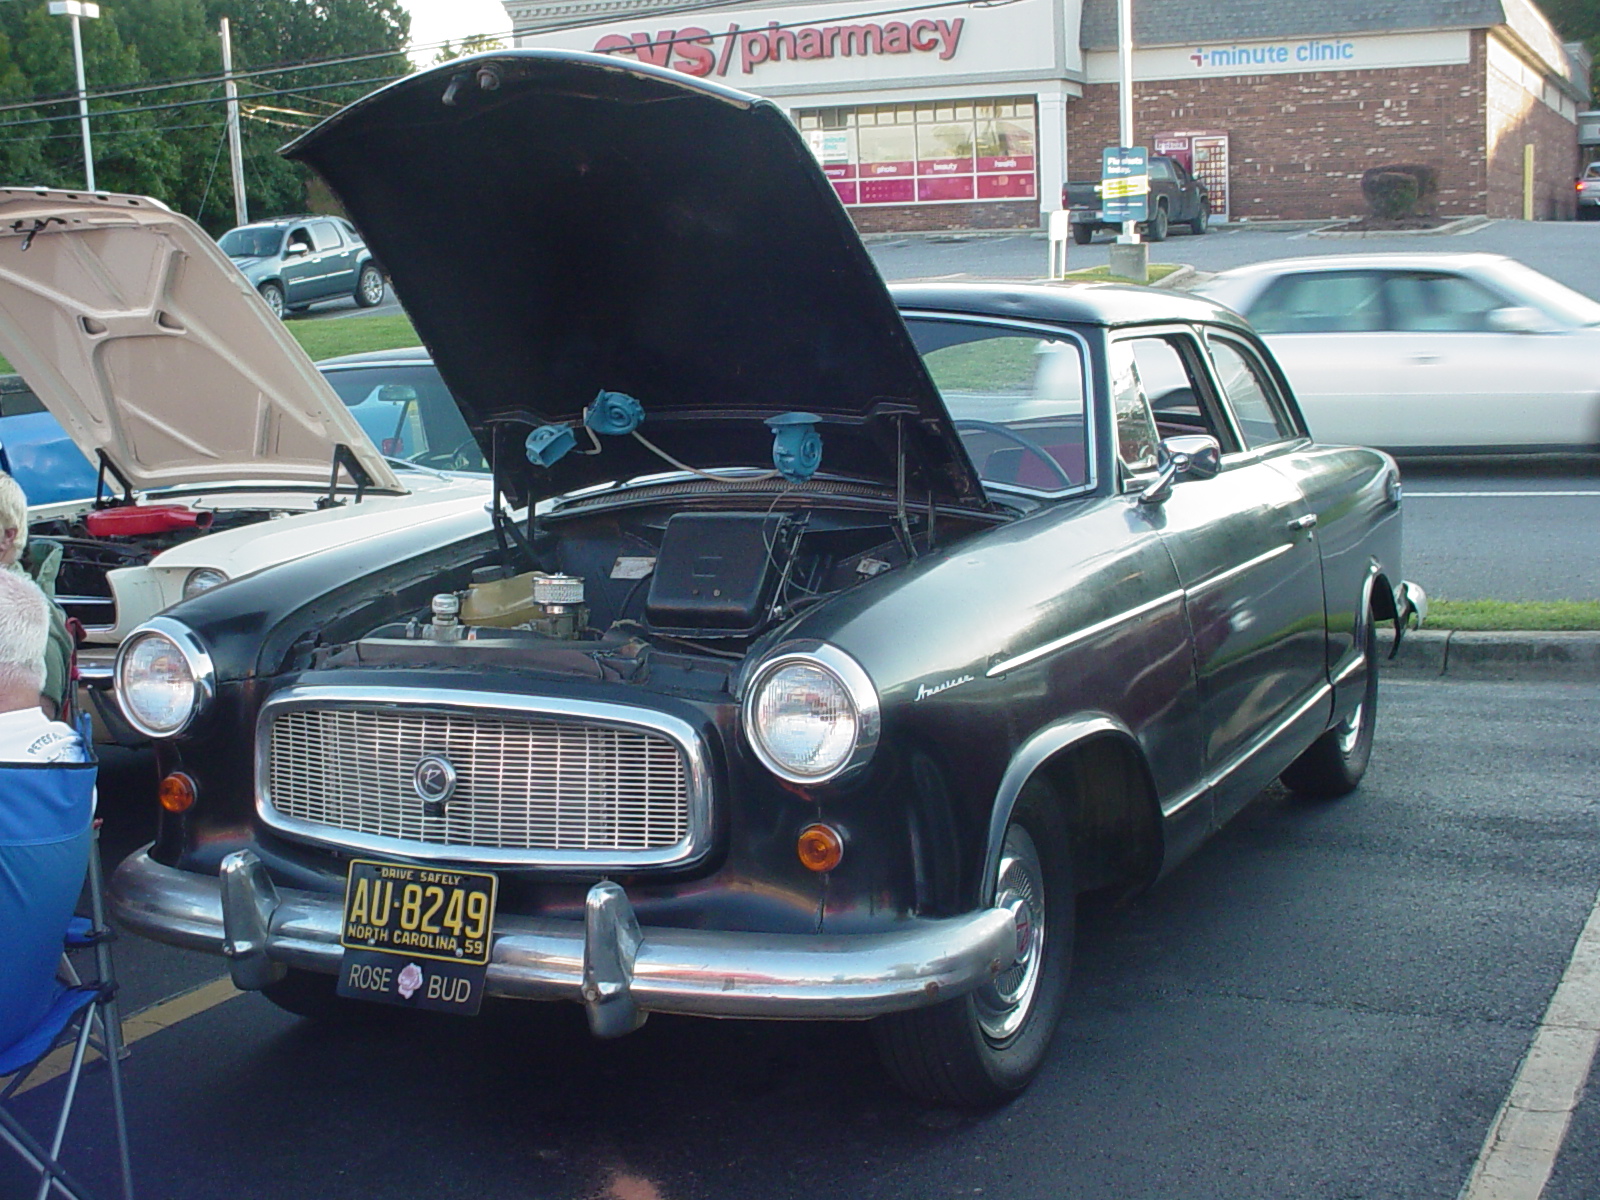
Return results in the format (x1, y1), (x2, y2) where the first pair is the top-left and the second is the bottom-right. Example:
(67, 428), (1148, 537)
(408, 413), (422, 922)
(8, 677), (1600, 1200)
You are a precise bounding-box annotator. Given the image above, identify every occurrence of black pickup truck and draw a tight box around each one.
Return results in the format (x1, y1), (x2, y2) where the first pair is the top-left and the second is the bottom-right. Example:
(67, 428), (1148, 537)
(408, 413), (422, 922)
(1063, 154), (1209, 243)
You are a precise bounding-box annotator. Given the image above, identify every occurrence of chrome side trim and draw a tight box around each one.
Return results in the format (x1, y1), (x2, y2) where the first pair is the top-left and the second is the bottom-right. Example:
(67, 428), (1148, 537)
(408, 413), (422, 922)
(254, 685), (714, 870)
(1330, 652), (1367, 687)
(1183, 541), (1294, 599)
(1162, 681), (1334, 816)
(987, 590), (1185, 678)
(110, 849), (1020, 1020)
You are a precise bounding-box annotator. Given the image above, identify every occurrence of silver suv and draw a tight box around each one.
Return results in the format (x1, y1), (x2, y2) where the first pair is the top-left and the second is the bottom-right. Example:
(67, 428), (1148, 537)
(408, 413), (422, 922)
(218, 214), (386, 317)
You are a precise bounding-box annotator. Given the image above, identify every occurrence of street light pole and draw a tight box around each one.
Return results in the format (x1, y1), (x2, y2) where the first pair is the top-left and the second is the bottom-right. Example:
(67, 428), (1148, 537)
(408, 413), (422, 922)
(1116, 0), (1136, 245)
(48, 0), (100, 192)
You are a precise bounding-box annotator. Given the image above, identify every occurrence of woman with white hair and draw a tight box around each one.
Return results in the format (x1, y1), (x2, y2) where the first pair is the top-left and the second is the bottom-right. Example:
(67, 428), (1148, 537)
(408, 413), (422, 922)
(1, 470), (73, 719)
(0, 570), (83, 762)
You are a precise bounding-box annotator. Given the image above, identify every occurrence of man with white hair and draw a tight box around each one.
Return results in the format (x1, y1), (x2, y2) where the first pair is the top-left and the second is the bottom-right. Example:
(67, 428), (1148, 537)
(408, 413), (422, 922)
(1, 470), (73, 719)
(0, 570), (83, 762)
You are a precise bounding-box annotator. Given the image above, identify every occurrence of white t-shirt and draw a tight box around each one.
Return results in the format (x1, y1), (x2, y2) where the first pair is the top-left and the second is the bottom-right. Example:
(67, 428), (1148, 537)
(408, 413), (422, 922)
(0, 707), (88, 763)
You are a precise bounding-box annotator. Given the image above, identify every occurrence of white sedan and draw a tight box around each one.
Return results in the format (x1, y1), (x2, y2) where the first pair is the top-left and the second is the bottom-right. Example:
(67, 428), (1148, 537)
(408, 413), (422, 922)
(1195, 252), (1600, 454)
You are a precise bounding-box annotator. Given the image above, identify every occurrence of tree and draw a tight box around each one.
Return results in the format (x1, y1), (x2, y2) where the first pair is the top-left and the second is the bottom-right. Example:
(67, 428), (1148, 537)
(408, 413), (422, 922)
(1539, 0), (1600, 97)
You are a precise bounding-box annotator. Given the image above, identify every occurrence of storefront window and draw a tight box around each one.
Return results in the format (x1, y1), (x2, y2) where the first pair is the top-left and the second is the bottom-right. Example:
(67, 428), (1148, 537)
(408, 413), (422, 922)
(796, 96), (1036, 207)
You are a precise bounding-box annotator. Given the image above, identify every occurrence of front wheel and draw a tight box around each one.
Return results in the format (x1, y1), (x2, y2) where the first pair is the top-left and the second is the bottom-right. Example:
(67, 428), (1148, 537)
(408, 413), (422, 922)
(258, 281), (285, 319)
(1071, 223), (1094, 245)
(354, 263), (386, 308)
(1189, 204), (1209, 236)
(1145, 204), (1169, 242)
(1281, 617), (1378, 798)
(872, 783), (1073, 1107)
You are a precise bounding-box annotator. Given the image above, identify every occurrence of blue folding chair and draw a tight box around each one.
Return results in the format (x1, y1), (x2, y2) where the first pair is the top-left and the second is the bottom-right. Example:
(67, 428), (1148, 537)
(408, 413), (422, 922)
(0, 754), (133, 1200)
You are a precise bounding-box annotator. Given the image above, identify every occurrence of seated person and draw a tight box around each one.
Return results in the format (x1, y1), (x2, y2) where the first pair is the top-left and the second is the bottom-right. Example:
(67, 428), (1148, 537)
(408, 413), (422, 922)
(0, 471), (73, 719)
(0, 571), (84, 764)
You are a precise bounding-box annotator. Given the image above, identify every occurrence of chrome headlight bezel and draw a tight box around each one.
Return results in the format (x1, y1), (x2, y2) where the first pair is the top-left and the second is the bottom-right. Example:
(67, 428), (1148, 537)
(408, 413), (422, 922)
(181, 567), (230, 600)
(743, 642), (880, 786)
(114, 617), (216, 739)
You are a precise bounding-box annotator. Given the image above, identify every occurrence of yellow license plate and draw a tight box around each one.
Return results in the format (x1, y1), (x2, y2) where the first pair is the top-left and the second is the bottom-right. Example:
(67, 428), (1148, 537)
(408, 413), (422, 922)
(339, 859), (498, 967)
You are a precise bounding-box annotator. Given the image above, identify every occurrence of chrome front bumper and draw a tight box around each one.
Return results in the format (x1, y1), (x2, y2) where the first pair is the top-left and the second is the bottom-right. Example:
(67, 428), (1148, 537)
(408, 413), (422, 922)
(111, 848), (1021, 1036)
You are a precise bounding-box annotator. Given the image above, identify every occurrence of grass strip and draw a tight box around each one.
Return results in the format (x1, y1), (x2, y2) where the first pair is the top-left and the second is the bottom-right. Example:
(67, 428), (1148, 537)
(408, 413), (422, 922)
(283, 312), (422, 359)
(1425, 599), (1600, 632)
(1053, 263), (1185, 285)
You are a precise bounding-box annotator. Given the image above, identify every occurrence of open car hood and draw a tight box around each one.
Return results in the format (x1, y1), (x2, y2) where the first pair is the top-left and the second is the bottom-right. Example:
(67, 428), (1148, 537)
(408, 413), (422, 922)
(0, 189), (401, 497)
(283, 51), (983, 509)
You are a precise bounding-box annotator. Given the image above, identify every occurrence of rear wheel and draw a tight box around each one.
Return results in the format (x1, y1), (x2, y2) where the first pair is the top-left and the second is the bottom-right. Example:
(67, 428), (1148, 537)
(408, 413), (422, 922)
(872, 782), (1073, 1107)
(1072, 223), (1094, 245)
(1281, 617), (1378, 799)
(354, 263), (386, 308)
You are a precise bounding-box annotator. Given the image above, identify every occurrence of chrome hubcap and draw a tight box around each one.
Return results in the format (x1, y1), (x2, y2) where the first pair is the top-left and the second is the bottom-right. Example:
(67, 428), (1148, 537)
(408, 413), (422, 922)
(975, 824), (1045, 1044)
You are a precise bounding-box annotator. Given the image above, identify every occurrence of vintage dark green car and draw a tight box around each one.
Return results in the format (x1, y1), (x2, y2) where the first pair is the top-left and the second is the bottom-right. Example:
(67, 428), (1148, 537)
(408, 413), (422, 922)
(108, 51), (1422, 1107)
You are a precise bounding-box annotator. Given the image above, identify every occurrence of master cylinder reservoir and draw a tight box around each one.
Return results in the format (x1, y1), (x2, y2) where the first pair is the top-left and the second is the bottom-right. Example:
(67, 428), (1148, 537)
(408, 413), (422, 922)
(461, 570), (587, 638)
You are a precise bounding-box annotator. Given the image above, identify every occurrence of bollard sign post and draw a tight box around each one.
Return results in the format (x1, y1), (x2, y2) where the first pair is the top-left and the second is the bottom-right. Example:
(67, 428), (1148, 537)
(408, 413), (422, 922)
(1101, 146), (1149, 226)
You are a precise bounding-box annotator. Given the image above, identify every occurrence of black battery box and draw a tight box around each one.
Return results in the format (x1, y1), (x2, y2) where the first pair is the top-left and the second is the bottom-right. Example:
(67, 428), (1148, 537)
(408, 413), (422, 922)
(646, 512), (795, 634)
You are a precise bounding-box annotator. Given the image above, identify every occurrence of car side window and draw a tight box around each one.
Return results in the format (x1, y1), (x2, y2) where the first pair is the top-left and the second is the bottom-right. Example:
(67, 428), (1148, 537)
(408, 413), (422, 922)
(1206, 336), (1298, 448)
(1107, 339), (1178, 476)
(907, 320), (1090, 495)
(1247, 271), (1387, 334)
(308, 221), (342, 252)
(285, 226), (314, 255)
(1382, 272), (1505, 332)
(1150, 158), (1174, 182)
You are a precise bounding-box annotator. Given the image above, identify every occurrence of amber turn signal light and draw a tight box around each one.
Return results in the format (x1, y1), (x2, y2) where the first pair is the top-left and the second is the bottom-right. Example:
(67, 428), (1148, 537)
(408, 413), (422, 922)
(797, 823), (844, 873)
(158, 772), (197, 813)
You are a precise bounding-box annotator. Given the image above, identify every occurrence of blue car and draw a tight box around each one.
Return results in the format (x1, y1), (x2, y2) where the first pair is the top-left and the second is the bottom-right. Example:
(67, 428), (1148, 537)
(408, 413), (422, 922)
(0, 375), (97, 505)
(218, 215), (386, 318)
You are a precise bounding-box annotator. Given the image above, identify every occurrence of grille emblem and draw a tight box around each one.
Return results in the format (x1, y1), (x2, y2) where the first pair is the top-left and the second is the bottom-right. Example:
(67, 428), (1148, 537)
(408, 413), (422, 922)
(413, 754), (458, 816)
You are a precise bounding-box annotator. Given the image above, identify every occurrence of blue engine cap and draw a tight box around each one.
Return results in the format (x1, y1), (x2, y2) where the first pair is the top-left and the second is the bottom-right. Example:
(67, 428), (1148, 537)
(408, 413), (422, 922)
(766, 412), (823, 483)
(585, 390), (645, 436)
(525, 424), (577, 468)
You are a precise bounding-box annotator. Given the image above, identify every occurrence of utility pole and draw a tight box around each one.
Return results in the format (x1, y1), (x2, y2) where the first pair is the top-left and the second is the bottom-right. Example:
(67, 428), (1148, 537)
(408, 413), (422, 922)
(1116, 0), (1136, 246)
(220, 17), (247, 227)
(48, 0), (99, 192)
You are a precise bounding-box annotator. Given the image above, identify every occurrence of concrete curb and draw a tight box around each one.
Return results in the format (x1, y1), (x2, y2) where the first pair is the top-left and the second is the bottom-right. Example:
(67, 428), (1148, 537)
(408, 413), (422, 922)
(1307, 214), (1493, 239)
(1384, 630), (1600, 682)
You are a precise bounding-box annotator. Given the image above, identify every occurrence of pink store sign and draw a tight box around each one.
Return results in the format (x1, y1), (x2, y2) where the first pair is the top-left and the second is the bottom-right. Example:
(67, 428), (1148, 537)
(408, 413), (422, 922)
(594, 18), (965, 78)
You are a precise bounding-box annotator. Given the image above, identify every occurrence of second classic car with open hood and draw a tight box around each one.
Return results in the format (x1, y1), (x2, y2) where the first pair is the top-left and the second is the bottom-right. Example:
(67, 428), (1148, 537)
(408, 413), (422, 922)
(108, 51), (1423, 1107)
(0, 189), (490, 711)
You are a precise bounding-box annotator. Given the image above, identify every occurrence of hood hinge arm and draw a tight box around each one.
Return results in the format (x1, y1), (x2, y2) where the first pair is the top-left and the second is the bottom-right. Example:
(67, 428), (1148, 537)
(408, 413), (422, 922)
(893, 416), (917, 560)
(93, 450), (134, 509)
(317, 443), (373, 510)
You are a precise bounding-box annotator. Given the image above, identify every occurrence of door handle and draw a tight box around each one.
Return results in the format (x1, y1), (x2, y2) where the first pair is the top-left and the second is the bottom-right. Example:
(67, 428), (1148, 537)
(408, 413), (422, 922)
(1286, 513), (1317, 532)
(1408, 354), (1441, 364)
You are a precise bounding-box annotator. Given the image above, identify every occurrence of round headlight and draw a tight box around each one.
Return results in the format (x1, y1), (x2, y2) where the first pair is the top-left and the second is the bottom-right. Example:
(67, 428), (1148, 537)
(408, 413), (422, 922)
(745, 646), (879, 785)
(182, 568), (229, 600)
(115, 619), (215, 738)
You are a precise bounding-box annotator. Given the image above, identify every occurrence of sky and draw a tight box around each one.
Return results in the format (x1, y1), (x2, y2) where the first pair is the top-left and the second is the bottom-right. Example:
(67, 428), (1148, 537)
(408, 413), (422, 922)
(400, 0), (514, 60)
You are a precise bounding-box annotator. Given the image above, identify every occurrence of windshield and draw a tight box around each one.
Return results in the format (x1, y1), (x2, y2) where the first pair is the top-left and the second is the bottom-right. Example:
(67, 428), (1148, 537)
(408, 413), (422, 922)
(218, 227), (284, 258)
(319, 360), (486, 472)
(1479, 259), (1600, 327)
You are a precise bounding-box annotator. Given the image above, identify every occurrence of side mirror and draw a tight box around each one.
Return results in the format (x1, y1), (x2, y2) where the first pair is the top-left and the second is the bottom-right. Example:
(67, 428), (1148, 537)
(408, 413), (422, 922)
(1486, 306), (1547, 334)
(1139, 435), (1222, 505)
(285, 244), (309, 258)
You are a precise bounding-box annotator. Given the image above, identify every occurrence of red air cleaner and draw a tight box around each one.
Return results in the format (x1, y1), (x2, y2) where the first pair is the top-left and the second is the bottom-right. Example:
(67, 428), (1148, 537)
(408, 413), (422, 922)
(83, 505), (214, 537)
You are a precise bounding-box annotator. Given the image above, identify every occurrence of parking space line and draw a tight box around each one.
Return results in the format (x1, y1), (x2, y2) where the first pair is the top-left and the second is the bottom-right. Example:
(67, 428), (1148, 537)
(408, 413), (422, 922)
(13, 976), (242, 1098)
(1459, 885), (1600, 1200)
(1407, 491), (1600, 499)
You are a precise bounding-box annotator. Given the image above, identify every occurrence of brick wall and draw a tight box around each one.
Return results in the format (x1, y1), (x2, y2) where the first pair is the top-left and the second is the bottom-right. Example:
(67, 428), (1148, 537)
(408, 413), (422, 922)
(1485, 47), (1583, 219)
(845, 200), (1039, 233)
(1067, 34), (1492, 221)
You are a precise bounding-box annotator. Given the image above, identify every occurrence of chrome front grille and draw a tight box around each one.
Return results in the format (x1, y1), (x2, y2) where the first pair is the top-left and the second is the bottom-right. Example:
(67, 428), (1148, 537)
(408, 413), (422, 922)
(259, 691), (707, 867)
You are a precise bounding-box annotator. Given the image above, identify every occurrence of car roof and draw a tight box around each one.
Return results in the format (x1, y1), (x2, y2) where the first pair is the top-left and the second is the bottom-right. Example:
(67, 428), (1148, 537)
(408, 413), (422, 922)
(890, 279), (1254, 331)
(1207, 252), (1515, 280)
(227, 214), (345, 231)
(315, 347), (433, 370)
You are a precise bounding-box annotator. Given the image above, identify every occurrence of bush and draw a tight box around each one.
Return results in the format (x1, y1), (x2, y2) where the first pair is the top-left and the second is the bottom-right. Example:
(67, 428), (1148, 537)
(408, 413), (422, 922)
(1362, 170), (1421, 219)
(1361, 163), (1438, 218)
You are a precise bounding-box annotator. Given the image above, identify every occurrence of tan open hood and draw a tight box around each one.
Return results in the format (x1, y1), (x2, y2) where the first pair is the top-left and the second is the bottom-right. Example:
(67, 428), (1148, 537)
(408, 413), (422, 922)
(0, 189), (400, 496)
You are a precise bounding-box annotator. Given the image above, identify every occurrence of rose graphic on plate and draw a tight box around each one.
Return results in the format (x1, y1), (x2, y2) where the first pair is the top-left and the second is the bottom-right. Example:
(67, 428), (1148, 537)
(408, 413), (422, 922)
(397, 962), (423, 1000)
